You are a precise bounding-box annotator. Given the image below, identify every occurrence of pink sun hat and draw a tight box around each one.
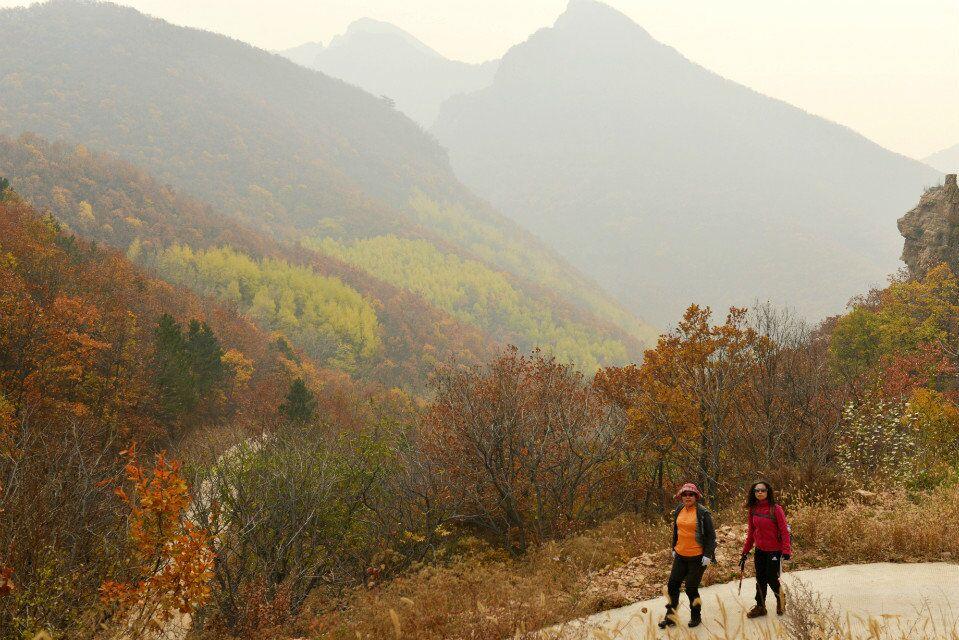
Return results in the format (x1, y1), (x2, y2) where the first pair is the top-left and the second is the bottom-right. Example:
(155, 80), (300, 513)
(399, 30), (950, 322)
(674, 482), (703, 499)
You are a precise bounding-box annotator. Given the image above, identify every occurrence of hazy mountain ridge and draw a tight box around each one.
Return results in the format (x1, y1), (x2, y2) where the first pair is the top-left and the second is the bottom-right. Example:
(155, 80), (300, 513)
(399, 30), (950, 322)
(280, 18), (498, 128)
(432, 0), (942, 325)
(0, 0), (655, 368)
(329, 18), (439, 57)
(924, 143), (959, 174)
(281, 40), (324, 66)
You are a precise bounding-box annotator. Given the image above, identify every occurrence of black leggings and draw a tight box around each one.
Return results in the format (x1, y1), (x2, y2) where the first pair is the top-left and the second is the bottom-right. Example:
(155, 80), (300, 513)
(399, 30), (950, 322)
(667, 554), (707, 611)
(754, 549), (782, 605)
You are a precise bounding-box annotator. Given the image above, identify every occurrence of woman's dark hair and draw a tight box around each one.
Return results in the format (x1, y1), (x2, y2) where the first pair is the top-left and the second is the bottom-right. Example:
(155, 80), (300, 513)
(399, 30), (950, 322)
(746, 480), (776, 509)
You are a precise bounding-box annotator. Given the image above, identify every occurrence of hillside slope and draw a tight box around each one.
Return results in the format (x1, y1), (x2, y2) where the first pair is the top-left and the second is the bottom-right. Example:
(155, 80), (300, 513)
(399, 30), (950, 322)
(0, 0), (656, 365)
(0, 133), (500, 387)
(432, 0), (942, 325)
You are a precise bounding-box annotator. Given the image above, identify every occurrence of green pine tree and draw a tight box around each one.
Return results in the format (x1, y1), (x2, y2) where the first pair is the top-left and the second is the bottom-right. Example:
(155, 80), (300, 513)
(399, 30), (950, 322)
(279, 378), (316, 424)
(153, 314), (195, 421)
(186, 319), (226, 395)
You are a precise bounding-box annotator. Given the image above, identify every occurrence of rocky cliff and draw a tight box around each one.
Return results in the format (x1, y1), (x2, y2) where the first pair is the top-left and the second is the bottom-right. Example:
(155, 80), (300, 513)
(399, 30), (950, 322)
(899, 174), (959, 278)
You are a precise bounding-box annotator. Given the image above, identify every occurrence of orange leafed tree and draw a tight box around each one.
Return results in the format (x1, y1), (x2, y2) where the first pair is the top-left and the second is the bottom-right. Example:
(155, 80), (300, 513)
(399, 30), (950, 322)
(100, 444), (214, 634)
(422, 347), (625, 552)
(598, 305), (762, 506)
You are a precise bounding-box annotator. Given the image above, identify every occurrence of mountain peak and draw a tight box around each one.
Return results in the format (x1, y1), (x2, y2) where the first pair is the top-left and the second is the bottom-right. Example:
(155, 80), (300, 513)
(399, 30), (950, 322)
(488, 0), (671, 89)
(330, 17), (440, 58)
(432, 0), (940, 327)
(554, 0), (654, 40)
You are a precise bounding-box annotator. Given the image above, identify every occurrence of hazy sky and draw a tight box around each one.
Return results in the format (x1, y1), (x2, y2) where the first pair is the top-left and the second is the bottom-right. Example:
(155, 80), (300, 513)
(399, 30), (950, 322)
(3, 0), (957, 159)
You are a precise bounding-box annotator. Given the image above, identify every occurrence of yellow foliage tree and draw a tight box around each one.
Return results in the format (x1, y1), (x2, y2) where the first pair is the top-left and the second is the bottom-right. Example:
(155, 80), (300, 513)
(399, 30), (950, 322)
(100, 444), (214, 635)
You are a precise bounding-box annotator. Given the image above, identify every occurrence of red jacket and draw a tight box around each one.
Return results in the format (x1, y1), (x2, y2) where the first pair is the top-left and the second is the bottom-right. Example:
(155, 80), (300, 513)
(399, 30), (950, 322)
(742, 500), (791, 555)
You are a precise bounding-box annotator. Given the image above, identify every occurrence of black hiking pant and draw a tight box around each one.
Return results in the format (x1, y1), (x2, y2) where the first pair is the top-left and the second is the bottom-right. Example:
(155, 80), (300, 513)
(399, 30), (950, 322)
(666, 553), (707, 614)
(754, 549), (782, 605)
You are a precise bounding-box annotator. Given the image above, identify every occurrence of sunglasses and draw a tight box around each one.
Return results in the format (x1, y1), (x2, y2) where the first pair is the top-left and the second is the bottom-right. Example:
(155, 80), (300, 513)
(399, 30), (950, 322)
(754, 488), (768, 493)
(681, 492), (697, 497)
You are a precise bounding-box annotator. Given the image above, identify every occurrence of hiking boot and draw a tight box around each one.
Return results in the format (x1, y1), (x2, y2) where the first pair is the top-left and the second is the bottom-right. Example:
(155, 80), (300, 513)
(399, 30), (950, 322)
(746, 604), (767, 619)
(657, 616), (677, 629)
(658, 608), (678, 628)
(775, 595), (785, 615)
(688, 606), (702, 628)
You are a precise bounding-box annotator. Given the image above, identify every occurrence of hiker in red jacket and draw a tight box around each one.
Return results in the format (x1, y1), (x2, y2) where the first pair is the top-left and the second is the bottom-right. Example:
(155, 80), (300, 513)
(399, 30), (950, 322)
(739, 479), (791, 618)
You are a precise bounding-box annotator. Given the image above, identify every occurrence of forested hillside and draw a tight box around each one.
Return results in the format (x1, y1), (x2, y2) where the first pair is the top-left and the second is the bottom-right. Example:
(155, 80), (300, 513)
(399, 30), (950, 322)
(0, 189), (436, 636)
(310, 235), (630, 364)
(0, 193), (287, 634)
(0, 134), (499, 386)
(0, 0), (655, 364)
(432, 0), (942, 326)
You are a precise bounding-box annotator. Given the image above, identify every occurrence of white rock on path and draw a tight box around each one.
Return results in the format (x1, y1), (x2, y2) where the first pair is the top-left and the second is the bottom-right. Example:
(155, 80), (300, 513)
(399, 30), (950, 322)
(545, 562), (959, 639)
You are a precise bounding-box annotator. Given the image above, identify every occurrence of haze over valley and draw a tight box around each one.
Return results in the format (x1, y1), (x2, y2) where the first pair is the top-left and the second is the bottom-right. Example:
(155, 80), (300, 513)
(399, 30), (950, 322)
(284, 0), (944, 326)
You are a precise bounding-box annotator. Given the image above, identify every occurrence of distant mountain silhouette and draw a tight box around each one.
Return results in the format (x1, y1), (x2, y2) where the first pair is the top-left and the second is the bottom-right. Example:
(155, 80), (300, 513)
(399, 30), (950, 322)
(924, 144), (959, 174)
(433, 0), (942, 325)
(281, 40), (324, 67)
(0, 0), (656, 367)
(281, 18), (497, 127)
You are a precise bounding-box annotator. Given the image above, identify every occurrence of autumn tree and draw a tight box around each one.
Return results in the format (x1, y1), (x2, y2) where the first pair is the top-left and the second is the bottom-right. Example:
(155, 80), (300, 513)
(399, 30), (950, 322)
(830, 264), (959, 386)
(594, 362), (682, 513)
(422, 347), (625, 553)
(601, 306), (761, 506)
(737, 304), (846, 482)
(826, 265), (959, 488)
(100, 444), (214, 637)
(190, 424), (388, 629)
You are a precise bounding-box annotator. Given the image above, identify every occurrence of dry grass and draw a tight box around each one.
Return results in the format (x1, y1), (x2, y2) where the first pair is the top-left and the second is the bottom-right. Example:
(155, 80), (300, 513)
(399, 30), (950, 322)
(260, 484), (959, 639)
(301, 516), (671, 640)
(791, 484), (959, 566)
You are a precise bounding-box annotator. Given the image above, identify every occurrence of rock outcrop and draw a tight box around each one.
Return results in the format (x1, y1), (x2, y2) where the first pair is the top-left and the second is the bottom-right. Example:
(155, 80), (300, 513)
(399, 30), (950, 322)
(898, 174), (959, 278)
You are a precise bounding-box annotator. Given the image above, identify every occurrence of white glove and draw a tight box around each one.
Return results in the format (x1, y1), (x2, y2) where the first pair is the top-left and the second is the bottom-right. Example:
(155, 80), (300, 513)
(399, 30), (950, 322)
(672, 550), (676, 559)
(701, 556), (712, 567)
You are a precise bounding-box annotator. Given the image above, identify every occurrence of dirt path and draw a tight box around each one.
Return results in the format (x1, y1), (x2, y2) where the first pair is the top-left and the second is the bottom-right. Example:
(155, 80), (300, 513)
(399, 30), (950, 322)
(549, 562), (959, 639)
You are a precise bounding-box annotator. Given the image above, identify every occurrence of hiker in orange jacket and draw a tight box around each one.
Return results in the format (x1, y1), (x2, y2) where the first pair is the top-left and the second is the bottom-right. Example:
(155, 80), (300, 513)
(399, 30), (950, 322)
(658, 482), (717, 629)
(739, 480), (791, 618)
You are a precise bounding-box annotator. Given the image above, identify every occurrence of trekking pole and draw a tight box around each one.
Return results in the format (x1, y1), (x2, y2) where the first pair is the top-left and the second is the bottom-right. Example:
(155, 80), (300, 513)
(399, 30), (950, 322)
(737, 568), (744, 595)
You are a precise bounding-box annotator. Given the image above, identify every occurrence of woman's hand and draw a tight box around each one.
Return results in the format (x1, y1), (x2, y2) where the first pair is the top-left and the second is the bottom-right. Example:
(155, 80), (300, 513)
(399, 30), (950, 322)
(701, 556), (711, 567)
(783, 553), (791, 561)
(738, 553), (747, 571)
